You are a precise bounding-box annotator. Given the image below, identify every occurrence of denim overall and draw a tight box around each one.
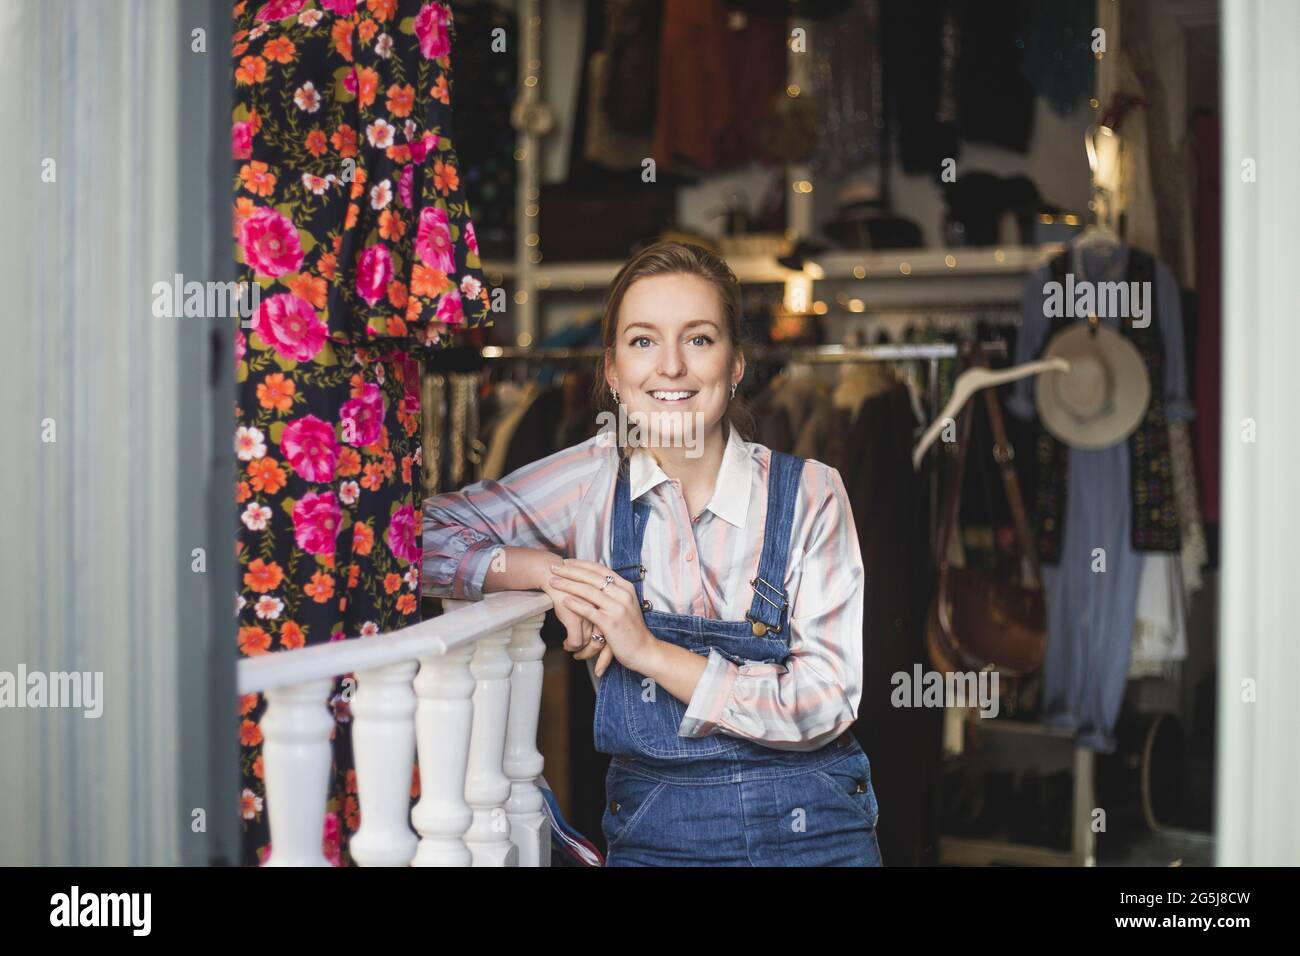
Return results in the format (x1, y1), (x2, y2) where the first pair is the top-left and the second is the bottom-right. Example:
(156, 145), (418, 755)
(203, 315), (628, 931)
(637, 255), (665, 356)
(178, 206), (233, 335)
(595, 450), (883, 866)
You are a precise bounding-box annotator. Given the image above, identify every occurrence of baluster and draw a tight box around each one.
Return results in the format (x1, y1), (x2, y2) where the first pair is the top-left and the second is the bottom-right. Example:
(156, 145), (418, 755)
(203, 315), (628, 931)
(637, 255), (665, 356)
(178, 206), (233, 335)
(465, 627), (518, 866)
(504, 613), (549, 866)
(411, 643), (475, 866)
(261, 678), (335, 867)
(349, 660), (420, 866)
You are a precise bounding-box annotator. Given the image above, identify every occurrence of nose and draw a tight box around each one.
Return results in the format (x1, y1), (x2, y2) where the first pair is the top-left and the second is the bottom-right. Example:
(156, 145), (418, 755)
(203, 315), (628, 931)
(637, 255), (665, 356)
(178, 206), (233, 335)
(658, 341), (686, 378)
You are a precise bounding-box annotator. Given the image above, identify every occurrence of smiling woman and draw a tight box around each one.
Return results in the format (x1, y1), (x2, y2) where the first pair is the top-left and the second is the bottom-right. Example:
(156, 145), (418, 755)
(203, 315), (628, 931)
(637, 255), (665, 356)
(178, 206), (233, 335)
(422, 240), (879, 866)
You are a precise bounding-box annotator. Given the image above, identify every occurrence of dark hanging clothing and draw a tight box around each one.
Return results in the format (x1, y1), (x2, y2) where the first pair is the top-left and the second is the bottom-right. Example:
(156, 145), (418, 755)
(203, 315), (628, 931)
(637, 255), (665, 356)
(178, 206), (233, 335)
(841, 384), (941, 867)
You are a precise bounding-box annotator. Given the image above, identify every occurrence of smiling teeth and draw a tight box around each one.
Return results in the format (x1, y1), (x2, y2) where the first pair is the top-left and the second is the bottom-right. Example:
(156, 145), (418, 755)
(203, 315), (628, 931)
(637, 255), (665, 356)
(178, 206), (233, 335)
(651, 391), (694, 401)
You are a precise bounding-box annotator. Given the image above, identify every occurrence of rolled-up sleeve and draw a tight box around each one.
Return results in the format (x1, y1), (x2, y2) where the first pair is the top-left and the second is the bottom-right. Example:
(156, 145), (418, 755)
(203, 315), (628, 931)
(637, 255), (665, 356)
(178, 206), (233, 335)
(422, 437), (607, 601)
(678, 463), (864, 751)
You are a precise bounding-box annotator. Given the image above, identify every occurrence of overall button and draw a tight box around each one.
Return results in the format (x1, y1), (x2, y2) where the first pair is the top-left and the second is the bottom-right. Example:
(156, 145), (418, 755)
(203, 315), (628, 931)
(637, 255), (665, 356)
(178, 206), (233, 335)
(609, 800), (621, 814)
(854, 780), (868, 794)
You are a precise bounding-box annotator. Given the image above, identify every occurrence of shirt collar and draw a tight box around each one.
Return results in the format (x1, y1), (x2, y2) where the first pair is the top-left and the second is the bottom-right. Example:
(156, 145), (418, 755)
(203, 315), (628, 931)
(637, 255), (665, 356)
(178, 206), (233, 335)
(627, 425), (753, 529)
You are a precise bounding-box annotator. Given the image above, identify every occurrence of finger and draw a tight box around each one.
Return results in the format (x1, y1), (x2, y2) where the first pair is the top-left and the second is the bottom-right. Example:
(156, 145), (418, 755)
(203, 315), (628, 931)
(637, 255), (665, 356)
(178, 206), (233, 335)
(549, 576), (612, 610)
(594, 644), (615, 678)
(565, 560), (638, 601)
(562, 558), (616, 575)
(561, 595), (606, 630)
(567, 616), (593, 651)
(575, 637), (603, 661)
(551, 563), (612, 590)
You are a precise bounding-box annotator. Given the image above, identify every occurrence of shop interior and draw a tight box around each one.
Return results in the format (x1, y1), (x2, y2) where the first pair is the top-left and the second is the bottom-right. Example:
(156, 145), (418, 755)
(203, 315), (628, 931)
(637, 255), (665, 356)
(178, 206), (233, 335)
(420, 0), (1224, 866)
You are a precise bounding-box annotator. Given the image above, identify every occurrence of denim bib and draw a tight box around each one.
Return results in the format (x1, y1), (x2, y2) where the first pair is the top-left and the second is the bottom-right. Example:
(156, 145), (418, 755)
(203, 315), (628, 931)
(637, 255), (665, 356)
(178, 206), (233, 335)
(592, 451), (805, 761)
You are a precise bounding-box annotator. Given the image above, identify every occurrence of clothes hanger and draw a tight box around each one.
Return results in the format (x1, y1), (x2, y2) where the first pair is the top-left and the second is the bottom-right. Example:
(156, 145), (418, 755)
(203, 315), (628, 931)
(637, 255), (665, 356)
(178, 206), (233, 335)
(912, 357), (1070, 470)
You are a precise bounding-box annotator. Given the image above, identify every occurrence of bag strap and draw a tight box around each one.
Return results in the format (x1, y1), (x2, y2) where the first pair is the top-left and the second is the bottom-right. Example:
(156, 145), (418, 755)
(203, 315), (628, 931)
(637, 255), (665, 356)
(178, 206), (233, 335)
(968, 347), (1043, 590)
(935, 349), (1042, 590)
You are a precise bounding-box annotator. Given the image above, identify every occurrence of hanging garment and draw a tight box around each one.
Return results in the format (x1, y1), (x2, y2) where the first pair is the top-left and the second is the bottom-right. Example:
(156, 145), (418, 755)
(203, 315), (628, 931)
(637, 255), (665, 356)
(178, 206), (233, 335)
(447, 0), (519, 261)
(1032, 247), (1185, 560)
(1020, 0), (1096, 116)
(809, 0), (886, 183)
(1169, 420), (1208, 598)
(840, 383), (938, 867)
(1129, 553), (1188, 680)
(1009, 244), (1193, 754)
(234, 0), (489, 866)
(653, 0), (788, 175)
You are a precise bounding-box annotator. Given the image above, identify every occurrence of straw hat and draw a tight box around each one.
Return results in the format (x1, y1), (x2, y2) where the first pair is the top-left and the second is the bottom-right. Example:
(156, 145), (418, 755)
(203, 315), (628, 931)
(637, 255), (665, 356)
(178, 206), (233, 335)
(1035, 322), (1151, 449)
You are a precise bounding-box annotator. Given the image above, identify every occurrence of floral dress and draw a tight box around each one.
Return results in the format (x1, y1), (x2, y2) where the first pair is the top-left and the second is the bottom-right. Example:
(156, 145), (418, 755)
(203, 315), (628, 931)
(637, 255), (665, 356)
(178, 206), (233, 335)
(232, 0), (490, 866)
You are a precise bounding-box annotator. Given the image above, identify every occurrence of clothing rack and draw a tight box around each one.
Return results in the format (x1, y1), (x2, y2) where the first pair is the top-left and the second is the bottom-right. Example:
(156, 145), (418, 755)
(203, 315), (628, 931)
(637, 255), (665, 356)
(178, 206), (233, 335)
(473, 341), (1007, 551)
(478, 342), (1006, 363)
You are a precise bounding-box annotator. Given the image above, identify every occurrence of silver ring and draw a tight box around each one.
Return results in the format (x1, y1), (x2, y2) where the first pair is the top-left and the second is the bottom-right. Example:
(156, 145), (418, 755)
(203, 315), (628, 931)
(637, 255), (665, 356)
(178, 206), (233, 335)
(591, 633), (606, 645)
(600, 574), (614, 591)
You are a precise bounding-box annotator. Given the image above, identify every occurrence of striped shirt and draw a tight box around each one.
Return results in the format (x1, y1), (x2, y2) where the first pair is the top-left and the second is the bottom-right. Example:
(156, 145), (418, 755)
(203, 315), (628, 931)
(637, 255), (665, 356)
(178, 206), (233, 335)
(421, 425), (865, 752)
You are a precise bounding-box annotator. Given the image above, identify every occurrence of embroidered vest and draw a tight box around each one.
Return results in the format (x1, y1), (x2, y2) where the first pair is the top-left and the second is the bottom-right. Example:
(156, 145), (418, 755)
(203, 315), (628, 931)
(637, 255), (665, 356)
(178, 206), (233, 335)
(1033, 248), (1181, 563)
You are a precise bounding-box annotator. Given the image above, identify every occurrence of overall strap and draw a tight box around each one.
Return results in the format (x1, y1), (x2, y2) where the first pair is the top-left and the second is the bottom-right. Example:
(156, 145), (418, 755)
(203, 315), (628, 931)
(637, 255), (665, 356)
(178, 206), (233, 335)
(745, 451), (806, 635)
(611, 458), (651, 607)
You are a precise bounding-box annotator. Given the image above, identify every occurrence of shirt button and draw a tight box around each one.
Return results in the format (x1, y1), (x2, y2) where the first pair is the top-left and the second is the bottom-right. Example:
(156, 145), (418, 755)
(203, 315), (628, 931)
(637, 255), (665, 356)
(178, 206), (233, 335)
(685, 551), (695, 562)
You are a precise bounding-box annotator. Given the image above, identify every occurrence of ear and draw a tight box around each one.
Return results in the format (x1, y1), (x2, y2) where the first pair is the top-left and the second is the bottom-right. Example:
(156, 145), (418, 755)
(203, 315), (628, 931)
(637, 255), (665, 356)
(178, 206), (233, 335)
(603, 347), (618, 394)
(732, 349), (746, 391)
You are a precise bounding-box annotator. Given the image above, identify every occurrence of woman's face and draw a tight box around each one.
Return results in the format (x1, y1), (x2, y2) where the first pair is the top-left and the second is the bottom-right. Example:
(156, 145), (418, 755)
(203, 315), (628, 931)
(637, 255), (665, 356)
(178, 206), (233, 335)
(605, 273), (743, 449)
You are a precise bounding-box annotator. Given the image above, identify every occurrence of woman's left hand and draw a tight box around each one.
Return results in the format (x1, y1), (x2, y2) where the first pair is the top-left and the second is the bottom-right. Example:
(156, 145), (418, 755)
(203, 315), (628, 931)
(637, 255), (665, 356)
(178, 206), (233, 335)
(547, 559), (658, 678)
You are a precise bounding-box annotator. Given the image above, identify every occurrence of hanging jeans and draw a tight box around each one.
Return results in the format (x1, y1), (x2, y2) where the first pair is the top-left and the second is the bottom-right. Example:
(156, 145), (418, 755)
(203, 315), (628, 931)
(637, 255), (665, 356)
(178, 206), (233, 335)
(595, 451), (883, 866)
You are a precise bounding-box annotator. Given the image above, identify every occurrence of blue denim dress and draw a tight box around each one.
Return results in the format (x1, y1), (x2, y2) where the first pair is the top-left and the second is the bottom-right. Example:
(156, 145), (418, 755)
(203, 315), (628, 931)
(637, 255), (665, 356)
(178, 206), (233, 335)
(595, 450), (883, 866)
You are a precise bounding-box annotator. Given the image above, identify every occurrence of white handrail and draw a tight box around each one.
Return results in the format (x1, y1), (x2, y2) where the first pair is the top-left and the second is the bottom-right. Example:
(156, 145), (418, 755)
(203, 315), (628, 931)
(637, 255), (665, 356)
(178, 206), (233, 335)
(240, 590), (555, 867)
(236, 591), (552, 695)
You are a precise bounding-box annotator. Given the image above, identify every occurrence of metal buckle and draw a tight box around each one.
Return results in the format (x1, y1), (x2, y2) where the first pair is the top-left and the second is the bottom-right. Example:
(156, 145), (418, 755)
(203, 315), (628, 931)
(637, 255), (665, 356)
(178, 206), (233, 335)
(745, 613), (782, 637)
(748, 576), (788, 613)
(613, 563), (646, 581)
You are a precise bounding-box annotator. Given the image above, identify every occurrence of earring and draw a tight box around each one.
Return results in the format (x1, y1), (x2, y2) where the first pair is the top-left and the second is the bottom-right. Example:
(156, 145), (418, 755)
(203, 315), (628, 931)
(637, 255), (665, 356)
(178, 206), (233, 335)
(729, 382), (737, 400)
(611, 387), (619, 404)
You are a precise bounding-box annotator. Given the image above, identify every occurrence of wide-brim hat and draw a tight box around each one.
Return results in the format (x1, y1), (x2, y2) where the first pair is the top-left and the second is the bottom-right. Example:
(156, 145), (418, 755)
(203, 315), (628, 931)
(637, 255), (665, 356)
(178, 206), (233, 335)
(1035, 323), (1150, 450)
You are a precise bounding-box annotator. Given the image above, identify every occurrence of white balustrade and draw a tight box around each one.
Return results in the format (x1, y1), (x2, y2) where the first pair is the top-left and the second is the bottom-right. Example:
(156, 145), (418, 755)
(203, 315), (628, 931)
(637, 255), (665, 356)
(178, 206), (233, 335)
(260, 678), (335, 867)
(505, 614), (550, 867)
(349, 660), (420, 867)
(236, 591), (555, 867)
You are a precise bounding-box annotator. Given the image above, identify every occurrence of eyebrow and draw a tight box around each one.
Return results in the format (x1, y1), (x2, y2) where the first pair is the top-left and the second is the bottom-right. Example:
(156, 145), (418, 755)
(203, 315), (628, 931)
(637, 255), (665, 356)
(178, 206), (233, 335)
(623, 319), (721, 334)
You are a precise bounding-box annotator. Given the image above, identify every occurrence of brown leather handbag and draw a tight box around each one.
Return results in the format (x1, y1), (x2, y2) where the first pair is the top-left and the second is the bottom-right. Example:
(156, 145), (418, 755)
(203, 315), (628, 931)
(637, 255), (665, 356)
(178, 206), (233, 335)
(925, 352), (1047, 715)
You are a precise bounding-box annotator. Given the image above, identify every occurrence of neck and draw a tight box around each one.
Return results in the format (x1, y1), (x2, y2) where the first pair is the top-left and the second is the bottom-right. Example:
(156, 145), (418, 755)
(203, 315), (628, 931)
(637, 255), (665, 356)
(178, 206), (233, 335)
(648, 421), (729, 512)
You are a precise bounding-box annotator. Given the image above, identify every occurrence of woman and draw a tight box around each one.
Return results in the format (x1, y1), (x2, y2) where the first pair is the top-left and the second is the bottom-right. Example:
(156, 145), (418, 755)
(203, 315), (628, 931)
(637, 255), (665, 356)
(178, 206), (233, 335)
(423, 241), (881, 866)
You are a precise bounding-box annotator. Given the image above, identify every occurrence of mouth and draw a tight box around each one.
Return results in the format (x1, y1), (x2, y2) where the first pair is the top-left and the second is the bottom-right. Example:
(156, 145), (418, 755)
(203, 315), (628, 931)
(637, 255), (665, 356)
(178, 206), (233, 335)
(647, 389), (698, 404)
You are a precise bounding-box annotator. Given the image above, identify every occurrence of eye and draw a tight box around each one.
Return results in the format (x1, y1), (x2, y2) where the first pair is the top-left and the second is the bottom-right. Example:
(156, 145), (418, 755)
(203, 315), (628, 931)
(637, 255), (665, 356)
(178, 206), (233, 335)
(630, 335), (653, 348)
(688, 334), (714, 347)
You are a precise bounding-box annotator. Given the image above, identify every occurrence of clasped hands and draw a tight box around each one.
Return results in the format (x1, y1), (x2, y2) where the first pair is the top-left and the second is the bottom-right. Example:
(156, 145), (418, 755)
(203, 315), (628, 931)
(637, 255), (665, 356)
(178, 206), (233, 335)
(542, 558), (657, 678)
